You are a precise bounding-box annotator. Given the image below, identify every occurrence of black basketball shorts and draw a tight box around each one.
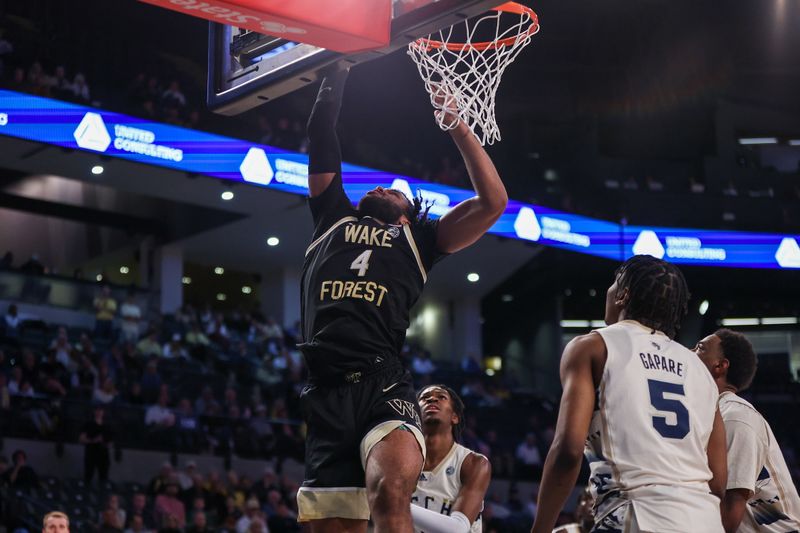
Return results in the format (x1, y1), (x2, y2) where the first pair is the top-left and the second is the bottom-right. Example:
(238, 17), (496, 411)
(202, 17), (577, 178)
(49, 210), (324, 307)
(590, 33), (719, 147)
(296, 364), (425, 521)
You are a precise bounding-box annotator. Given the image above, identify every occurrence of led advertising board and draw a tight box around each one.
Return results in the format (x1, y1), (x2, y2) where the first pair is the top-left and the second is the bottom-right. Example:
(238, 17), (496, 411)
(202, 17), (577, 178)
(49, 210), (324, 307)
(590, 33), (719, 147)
(1, 89), (798, 269)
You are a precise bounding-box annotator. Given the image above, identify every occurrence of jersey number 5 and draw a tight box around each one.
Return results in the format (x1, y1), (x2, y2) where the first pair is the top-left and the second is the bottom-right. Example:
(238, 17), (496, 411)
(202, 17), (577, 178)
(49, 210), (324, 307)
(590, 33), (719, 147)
(350, 250), (373, 277)
(647, 379), (689, 439)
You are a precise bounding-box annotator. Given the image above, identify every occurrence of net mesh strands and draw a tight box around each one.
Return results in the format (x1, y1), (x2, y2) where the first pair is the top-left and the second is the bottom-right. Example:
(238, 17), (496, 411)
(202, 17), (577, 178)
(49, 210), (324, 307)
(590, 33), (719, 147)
(407, 3), (539, 145)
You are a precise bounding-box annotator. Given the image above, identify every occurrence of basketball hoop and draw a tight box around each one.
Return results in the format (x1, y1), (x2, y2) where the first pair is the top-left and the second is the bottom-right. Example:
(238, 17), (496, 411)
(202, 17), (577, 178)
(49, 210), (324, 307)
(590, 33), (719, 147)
(407, 2), (539, 145)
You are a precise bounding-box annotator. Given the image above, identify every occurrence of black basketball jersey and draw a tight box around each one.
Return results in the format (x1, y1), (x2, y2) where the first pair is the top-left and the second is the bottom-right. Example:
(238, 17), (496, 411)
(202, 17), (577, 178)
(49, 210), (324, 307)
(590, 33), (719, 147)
(300, 175), (442, 379)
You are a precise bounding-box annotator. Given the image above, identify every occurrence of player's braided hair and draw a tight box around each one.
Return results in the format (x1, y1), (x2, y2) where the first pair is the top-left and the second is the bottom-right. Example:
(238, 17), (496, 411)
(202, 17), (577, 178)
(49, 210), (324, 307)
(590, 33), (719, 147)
(614, 255), (690, 339)
(417, 384), (465, 442)
(714, 328), (758, 391)
(405, 194), (434, 228)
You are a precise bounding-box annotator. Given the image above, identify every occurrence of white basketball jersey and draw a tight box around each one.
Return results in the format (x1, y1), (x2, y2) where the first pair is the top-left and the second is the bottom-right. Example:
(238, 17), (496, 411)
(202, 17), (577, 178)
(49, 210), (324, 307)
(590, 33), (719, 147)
(719, 391), (800, 533)
(586, 320), (723, 532)
(412, 443), (483, 533)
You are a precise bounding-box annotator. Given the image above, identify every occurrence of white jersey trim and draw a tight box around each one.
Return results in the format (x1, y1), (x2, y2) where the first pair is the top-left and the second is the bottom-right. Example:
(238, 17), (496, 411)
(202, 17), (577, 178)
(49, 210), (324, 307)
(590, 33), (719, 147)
(403, 224), (428, 283)
(305, 216), (358, 257)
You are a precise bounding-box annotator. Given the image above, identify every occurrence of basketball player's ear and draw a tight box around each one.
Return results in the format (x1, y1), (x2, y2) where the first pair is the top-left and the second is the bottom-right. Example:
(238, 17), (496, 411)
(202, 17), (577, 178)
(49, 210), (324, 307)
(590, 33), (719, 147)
(614, 287), (630, 307)
(718, 357), (730, 376)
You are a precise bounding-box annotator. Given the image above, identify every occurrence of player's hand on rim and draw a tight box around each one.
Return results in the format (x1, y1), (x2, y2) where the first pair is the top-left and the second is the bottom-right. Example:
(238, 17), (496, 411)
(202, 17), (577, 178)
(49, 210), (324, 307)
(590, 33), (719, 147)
(430, 83), (462, 130)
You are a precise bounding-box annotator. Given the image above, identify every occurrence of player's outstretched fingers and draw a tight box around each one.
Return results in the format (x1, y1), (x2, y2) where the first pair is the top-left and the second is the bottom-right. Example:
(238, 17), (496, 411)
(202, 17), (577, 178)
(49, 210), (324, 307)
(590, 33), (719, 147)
(430, 83), (460, 128)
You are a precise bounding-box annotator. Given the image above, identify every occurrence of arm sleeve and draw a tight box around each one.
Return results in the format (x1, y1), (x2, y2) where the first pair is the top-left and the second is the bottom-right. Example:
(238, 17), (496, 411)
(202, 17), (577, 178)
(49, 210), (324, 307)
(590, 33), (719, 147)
(308, 173), (357, 240)
(410, 504), (471, 533)
(725, 419), (762, 492)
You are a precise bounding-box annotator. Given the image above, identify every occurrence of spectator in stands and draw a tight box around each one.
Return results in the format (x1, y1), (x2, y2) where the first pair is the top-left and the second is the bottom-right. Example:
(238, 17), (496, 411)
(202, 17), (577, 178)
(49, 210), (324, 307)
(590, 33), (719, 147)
(185, 322), (210, 348)
(47, 65), (73, 100)
(194, 385), (220, 416)
(154, 478), (186, 529)
(185, 510), (210, 533)
(206, 313), (230, 347)
(94, 285), (117, 339)
(159, 512), (183, 533)
(123, 514), (147, 533)
(411, 350), (436, 375)
(515, 432), (543, 480)
(49, 327), (73, 369)
(94, 377), (118, 404)
(4, 303), (20, 339)
(246, 404), (276, 457)
(251, 466), (279, 503)
(145, 385), (176, 446)
(72, 354), (98, 398)
(262, 316), (283, 349)
(129, 492), (156, 530)
(42, 511), (70, 532)
(120, 291), (142, 343)
(140, 360), (162, 402)
(71, 73), (90, 102)
(80, 404), (114, 483)
(126, 381), (146, 405)
(162, 81), (186, 108)
(220, 494), (244, 529)
(8, 365), (23, 394)
(623, 175), (639, 190)
(20, 253), (45, 275)
(236, 498), (267, 533)
(645, 175), (664, 192)
(485, 429), (514, 478)
(265, 489), (298, 531)
(137, 330), (163, 358)
(174, 399), (200, 451)
(203, 470), (228, 518)
(39, 350), (68, 397)
(1, 449), (38, 489)
(162, 333), (188, 359)
(0, 250), (13, 269)
(100, 494), (127, 532)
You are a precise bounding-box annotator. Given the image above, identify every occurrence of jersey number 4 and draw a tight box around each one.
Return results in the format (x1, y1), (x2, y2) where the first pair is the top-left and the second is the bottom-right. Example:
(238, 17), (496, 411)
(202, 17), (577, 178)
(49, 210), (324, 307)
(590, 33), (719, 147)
(350, 250), (373, 277)
(647, 379), (690, 439)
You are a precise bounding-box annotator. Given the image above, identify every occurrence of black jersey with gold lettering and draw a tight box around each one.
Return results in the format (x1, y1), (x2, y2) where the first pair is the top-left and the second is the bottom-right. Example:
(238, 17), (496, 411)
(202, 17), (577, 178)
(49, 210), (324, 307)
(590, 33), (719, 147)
(300, 175), (442, 379)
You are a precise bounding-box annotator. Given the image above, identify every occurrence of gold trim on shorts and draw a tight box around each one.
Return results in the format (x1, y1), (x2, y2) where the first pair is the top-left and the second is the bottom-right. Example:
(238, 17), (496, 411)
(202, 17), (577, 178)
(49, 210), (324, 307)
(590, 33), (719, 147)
(359, 419), (426, 469)
(296, 486), (370, 522)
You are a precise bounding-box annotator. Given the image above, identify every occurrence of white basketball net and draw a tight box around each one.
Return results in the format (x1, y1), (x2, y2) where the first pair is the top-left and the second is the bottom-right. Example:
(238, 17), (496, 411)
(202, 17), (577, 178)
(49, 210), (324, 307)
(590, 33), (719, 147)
(407, 5), (539, 146)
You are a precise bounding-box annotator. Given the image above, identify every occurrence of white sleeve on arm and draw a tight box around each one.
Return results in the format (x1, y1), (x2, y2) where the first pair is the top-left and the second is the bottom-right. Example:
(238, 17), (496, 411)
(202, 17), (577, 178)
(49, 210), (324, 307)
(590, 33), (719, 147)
(725, 419), (762, 492)
(410, 504), (471, 533)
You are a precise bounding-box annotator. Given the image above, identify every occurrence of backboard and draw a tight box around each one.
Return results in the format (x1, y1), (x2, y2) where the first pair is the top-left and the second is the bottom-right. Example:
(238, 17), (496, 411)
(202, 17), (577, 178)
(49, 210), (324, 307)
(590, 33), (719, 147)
(207, 0), (502, 115)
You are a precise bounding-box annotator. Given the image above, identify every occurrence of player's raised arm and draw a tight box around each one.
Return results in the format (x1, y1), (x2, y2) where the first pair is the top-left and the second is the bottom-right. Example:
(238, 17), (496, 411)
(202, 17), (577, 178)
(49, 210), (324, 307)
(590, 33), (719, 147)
(435, 97), (508, 254)
(306, 70), (349, 199)
(531, 333), (603, 533)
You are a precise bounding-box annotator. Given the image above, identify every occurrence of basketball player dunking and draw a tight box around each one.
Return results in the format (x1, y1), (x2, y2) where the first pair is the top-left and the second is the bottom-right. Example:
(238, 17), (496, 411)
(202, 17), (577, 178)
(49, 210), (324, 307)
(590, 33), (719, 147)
(531, 255), (728, 533)
(695, 329), (800, 533)
(410, 385), (491, 533)
(296, 70), (507, 533)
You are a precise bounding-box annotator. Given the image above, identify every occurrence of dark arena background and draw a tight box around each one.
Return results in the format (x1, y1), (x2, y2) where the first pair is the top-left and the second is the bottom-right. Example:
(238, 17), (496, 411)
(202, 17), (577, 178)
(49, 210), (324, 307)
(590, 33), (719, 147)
(0, 0), (799, 531)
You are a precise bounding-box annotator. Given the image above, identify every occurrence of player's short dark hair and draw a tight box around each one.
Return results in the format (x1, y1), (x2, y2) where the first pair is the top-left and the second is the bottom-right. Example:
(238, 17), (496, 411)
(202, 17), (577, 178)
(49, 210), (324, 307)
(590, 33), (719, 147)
(714, 328), (758, 391)
(614, 255), (690, 339)
(417, 384), (465, 442)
